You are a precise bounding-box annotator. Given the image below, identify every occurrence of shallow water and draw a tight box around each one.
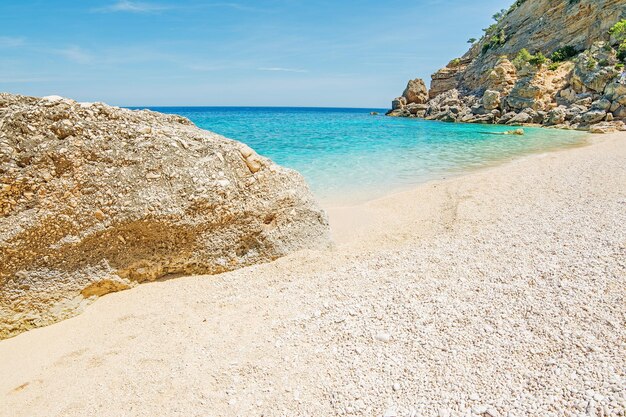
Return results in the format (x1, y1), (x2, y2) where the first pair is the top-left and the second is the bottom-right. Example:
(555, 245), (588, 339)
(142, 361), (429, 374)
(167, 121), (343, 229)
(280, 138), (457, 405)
(140, 107), (588, 204)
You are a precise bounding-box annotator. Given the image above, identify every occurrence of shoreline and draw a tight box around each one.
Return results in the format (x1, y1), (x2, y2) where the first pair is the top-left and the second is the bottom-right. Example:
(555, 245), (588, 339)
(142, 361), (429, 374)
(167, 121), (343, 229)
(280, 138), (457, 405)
(324, 132), (597, 248)
(1, 132), (624, 416)
(322, 129), (593, 211)
(314, 118), (592, 208)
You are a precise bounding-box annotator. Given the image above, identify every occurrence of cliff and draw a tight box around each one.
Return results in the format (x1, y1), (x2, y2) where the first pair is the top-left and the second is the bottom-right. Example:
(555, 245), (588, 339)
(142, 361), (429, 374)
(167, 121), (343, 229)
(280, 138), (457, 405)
(0, 93), (330, 339)
(388, 0), (626, 132)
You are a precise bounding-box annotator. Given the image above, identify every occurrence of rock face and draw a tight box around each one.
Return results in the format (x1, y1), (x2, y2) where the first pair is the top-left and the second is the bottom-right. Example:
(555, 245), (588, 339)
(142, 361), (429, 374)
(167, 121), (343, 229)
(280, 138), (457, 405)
(387, 0), (626, 132)
(429, 59), (469, 99)
(0, 93), (330, 339)
(456, 0), (625, 94)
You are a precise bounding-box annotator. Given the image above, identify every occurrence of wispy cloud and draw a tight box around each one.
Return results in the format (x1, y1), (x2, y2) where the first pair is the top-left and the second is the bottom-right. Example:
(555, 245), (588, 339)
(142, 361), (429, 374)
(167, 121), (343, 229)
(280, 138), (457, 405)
(258, 67), (308, 73)
(0, 76), (53, 83)
(0, 36), (25, 48)
(206, 3), (262, 12)
(187, 63), (232, 72)
(53, 46), (94, 64)
(93, 1), (170, 13)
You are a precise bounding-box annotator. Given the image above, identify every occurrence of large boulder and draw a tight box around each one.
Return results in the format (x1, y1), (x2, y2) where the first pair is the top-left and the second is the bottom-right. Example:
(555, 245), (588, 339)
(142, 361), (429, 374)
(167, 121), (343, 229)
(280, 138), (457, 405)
(571, 44), (620, 94)
(402, 78), (429, 104)
(605, 78), (626, 106)
(580, 109), (608, 125)
(506, 111), (533, 125)
(391, 96), (407, 110)
(0, 94), (330, 339)
(505, 65), (544, 111)
(485, 57), (517, 96)
(482, 90), (501, 111)
(546, 107), (567, 125)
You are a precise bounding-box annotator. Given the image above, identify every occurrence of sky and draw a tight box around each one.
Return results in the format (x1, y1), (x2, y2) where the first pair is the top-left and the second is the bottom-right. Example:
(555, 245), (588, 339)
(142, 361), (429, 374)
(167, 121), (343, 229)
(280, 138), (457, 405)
(0, 0), (512, 107)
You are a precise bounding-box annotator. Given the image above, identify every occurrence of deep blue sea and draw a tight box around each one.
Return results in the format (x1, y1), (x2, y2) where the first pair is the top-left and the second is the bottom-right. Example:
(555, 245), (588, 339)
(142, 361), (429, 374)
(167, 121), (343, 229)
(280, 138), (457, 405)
(137, 107), (588, 204)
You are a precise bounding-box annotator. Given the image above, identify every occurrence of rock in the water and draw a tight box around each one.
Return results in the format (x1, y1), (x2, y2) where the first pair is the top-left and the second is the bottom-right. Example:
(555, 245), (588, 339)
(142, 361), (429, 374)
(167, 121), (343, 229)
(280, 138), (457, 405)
(0, 93), (330, 339)
(402, 78), (429, 105)
(391, 96), (407, 111)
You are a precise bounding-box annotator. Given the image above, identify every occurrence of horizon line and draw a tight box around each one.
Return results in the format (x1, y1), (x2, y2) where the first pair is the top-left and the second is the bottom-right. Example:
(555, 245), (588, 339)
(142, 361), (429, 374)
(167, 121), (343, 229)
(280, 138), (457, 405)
(123, 104), (389, 110)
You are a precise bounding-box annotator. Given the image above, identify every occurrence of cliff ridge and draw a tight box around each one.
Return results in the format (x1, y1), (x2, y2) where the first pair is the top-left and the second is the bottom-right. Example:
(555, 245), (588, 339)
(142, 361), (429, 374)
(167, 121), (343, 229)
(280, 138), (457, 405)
(388, 0), (626, 132)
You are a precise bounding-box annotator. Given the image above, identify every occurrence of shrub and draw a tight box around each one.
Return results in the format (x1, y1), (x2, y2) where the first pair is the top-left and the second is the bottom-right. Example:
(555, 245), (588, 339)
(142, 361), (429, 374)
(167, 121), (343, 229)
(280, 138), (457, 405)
(449, 58), (462, 67)
(492, 8), (507, 22)
(548, 62), (560, 71)
(467, 38), (477, 44)
(483, 23), (498, 36)
(618, 40), (626, 62)
(482, 28), (507, 54)
(616, 63), (625, 71)
(551, 45), (578, 62)
(598, 59), (610, 67)
(529, 52), (547, 67)
(512, 48), (533, 68)
(493, 29), (506, 45)
(586, 57), (598, 70)
(507, 0), (527, 13)
(609, 19), (626, 43)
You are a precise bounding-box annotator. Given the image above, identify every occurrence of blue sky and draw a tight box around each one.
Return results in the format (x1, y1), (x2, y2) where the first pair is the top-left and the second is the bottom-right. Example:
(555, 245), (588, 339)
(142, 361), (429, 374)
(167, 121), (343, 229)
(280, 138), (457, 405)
(0, 0), (511, 107)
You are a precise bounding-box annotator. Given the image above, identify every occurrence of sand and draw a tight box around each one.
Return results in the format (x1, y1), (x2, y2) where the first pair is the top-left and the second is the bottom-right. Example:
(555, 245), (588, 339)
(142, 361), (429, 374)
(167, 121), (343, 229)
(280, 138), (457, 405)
(0, 132), (625, 417)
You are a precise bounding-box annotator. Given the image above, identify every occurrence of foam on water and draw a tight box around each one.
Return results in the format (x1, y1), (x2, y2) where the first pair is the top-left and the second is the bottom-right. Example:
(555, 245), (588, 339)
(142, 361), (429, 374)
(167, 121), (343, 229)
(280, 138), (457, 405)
(142, 107), (588, 205)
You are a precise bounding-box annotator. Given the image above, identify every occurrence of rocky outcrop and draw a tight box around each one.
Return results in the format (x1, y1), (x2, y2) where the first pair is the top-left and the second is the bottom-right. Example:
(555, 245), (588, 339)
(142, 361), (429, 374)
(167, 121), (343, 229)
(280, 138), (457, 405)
(455, 0), (625, 94)
(571, 45), (621, 94)
(429, 58), (470, 99)
(485, 57), (517, 95)
(482, 90), (501, 111)
(387, 0), (626, 132)
(402, 78), (429, 104)
(0, 93), (330, 339)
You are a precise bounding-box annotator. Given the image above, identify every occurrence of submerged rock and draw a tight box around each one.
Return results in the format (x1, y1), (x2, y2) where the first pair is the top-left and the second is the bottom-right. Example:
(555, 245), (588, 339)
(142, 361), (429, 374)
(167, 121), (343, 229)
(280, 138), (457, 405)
(0, 93), (330, 339)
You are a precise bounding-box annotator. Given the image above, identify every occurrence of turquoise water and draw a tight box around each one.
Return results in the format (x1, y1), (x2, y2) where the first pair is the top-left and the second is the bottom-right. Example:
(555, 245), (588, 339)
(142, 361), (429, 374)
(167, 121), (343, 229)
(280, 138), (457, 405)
(142, 107), (587, 204)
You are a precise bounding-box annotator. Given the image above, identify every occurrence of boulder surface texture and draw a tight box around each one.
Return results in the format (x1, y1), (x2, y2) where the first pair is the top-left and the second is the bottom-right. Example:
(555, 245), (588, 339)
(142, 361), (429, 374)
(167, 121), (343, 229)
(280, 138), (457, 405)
(0, 93), (330, 339)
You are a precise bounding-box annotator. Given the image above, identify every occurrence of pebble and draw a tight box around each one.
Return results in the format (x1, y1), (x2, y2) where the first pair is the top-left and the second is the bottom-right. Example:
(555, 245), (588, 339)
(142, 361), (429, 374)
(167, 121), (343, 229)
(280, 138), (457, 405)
(375, 332), (391, 342)
(383, 407), (397, 417)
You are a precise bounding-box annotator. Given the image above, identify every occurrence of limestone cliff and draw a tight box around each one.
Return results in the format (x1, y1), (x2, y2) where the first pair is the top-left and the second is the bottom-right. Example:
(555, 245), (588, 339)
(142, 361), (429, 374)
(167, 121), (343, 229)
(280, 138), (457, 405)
(0, 93), (330, 339)
(388, 0), (626, 132)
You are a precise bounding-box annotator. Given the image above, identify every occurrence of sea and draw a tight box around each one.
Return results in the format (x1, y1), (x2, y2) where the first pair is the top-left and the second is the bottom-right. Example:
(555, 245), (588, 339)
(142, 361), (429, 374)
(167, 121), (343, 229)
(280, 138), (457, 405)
(137, 107), (588, 205)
